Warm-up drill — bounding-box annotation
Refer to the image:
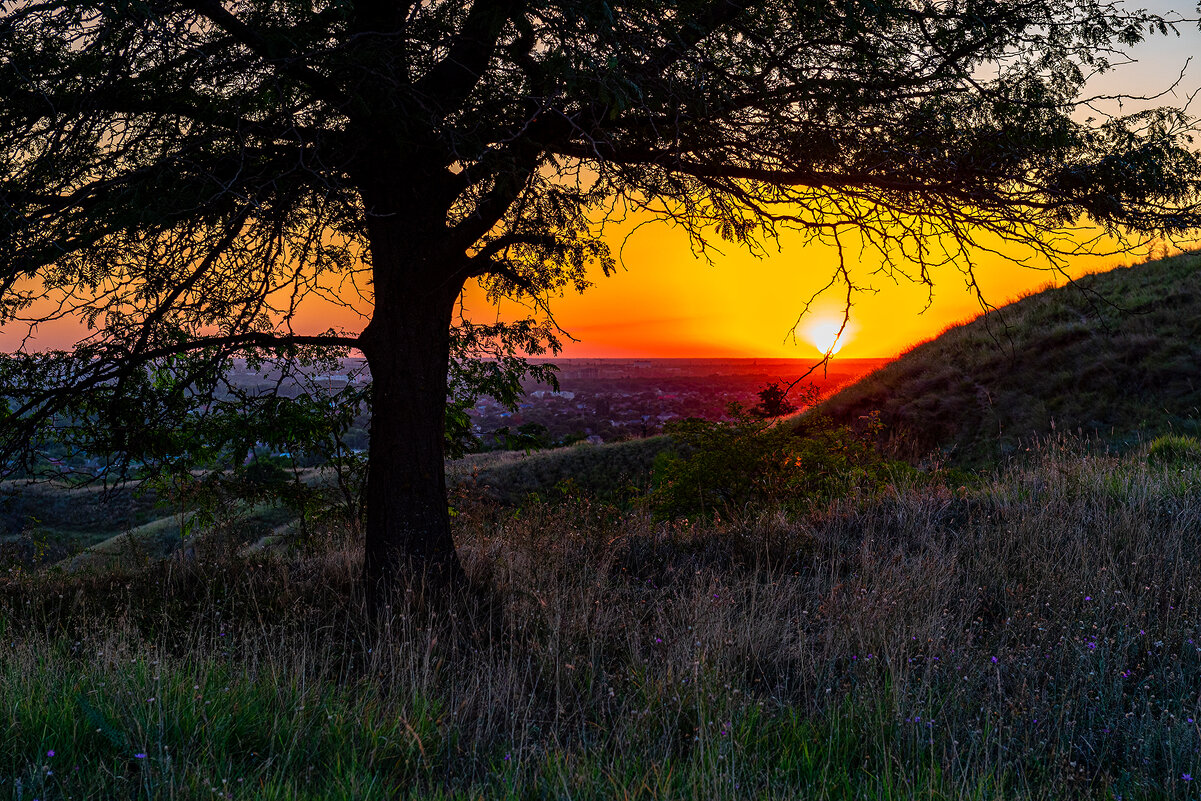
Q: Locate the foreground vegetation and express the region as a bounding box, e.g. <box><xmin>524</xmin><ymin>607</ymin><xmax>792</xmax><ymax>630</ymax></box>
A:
<box><xmin>6</xmin><ymin>437</ymin><xmax>1201</xmax><ymax>799</ymax></box>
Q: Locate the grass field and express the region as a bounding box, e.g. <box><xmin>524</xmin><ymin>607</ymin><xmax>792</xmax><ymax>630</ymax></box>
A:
<box><xmin>6</xmin><ymin>438</ymin><xmax>1201</xmax><ymax>799</ymax></box>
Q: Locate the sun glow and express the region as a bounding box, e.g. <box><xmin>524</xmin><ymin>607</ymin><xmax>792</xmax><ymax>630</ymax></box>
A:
<box><xmin>800</xmin><ymin>316</ymin><xmax>852</xmax><ymax>356</ymax></box>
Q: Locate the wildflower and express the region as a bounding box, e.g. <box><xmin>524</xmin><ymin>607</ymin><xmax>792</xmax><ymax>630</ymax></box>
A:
<box><xmin>990</xmin><ymin>656</ymin><xmax>998</xmax><ymax>663</ymax></box>
<box><xmin>1183</xmin><ymin>773</ymin><xmax>1193</xmax><ymax>782</ymax></box>
<box><xmin>1087</xmin><ymin>642</ymin><xmax>1097</xmax><ymax>650</ymax></box>
<box><xmin>46</xmin><ymin>750</ymin><xmax>54</xmax><ymax>758</ymax></box>
<box><xmin>134</xmin><ymin>753</ymin><xmax>147</xmax><ymax>759</ymax></box>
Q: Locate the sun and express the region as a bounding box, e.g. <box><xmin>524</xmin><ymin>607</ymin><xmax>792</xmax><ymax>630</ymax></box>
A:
<box><xmin>799</xmin><ymin>316</ymin><xmax>851</xmax><ymax>356</ymax></box>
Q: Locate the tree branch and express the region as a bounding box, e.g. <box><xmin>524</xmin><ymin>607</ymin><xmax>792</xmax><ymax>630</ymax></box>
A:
<box><xmin>179</xmin><ymin>0</ymin><xmax>347</xmax><ymax>109</ymax></box>
<box><xmin>412</xmin><ymin>0</ymin><xmax>523</xmax><ymax>115</ymax></box>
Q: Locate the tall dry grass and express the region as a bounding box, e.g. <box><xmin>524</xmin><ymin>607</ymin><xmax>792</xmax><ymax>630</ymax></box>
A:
<box><xmin>5</xmin><ymin>440</ymin><xmax>1201</xmax><ymax>798</ymax></box>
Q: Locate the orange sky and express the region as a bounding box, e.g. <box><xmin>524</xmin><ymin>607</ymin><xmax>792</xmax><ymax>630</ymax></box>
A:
<box><xmin>459</xmin><ymin>219</ymin><xmax>1149</xmax><ymax>359</ymax></box>
<box><xmin>0</xmin><ymin>191</ymin><xmax>1172</xmax><ymax>361</ymax></box>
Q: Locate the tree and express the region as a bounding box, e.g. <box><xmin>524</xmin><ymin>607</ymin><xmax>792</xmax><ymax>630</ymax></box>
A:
<box><xmin>752</xmin><ymin>382</ymin><xmax>799</xmax><ymax>419</ymax></box>
<box><xmin>2</xmin><ymin>0</ymin><xmax>1200</xmax><ymax>605</ymax></box>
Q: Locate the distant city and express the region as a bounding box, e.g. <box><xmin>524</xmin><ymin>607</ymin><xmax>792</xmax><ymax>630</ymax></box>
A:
<box><xmin>472</xmin><ymin>358</ymin><xmax>890</xmax><ymax>446</ymax></box>
<box><xmin>221</xmin><ymin>356</ymin><xmax>891</xmax><ymax>449</ymax></box>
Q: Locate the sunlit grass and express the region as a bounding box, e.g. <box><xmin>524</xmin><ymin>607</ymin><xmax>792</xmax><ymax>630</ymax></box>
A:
<box><xmin>6</xmin><ymin>441</ymin><xmax>1201</xmax><ymax>798</ymax></box>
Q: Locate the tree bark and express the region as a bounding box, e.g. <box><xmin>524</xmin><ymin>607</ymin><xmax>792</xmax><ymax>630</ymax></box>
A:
<box><xmin>358</xmin><ymin>216</ymin><xmax>467</xmax><ymax>614</ymax></box>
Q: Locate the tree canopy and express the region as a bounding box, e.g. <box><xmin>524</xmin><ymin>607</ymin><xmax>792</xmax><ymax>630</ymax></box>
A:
<box><xmin>2</xmin><ymin>0</ymin><xmax>1200</xmax><ymax>600</ymax></box>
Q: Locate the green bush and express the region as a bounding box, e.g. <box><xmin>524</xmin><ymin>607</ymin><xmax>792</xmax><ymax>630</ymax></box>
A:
<box><xmin>1147</xmin><ymin>433</ymin><xmax>1201</xmax><ymax>466</ymax></box>
<box><xmin>649</xmin><ymin>407</ymin><xmax>894</xmax><ymax>520</ymax></box>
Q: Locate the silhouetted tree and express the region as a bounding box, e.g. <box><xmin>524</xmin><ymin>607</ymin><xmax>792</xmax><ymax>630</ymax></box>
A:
<box><xmin>2</xmin><ymin>0</ymin><xmax>1200</xmax><ymax>606</ymax></box>
<box><xmin>752</xmin><ymin>382</ymin><xmax>798</xmax><ymax>418</ymax></box>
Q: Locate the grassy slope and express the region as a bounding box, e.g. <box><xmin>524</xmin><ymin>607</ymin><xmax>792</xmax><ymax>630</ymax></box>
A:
<box><xmin>0</xmin><ymin>482</ymin><xmax>169</xmax><ymax>566</ymax></box>
<box><xmin>817</xmin><ymin>251</ymin><xmax>1201</xmax><ymax>466</ymax></box>
<box><xmin>450</xmin><ymin>435</ymin><xmax>674</xmax><ymax>505</ymax></box>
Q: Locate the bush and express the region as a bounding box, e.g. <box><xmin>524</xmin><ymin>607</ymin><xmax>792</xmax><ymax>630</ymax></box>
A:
<box><xmin>1147</xmin><ymin>433</ymin><xmax>1201</xmax><ymax>466</ymax></box>
<box><xmin>649</xmin><ymin>406</ymin><xmax>894</xmax><ymax>520</ymax></box>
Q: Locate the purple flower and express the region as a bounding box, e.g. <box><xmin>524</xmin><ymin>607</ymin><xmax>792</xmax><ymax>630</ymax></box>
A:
<box><xmin>46</xmin><ymin>750</ymin><xmax>54</xmax><ymax>758</ymax></box>
<box><xmin>1183</xmin><ymin>773</ymin><xmax>1192</xmax><ymax>782</ymax></box>
<box><xmin>134</xmin><ymin>753</ymin><xmax>147</xmax><ymax>759</ymax></box>
<box><xmin>991</xmin><ymin>656</ymin><xmax>998</xmax><ymax>664</ymax></box>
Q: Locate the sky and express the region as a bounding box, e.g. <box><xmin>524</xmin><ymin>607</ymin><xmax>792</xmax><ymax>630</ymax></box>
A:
<box><xmin>458</xmin><ymin>1</ymin><xmax>1201</xmax><ymax>360</ymax></box>
<box><xmin>460</xmin><ymin>216</ymin><xmax>1145</xmax><ymax>360</ymax></box>
<box><xmin>5</xmin><ymin>3</ymin><xmax>1201</xmax><ymax>360</ymax></box>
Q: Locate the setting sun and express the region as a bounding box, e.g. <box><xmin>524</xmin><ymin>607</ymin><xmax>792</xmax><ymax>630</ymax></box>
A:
<box><xmin>799</xmin><ymin>316</ymin><xmax>852</xmax><ymax>356</ymax></box>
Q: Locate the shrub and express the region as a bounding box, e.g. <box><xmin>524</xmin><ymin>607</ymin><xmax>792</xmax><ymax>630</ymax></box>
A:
<box><xmin>1147</xmin><ymin>433</ymin><xmax>1201</xmax><ymax>466</ymax></box>
<box><xmin>649</xmin><ymin>406</ymin><xmax>894</xmax><ymax>520</ymax></box>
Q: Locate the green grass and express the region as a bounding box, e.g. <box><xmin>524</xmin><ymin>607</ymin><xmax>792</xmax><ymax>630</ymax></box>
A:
<box><xmin>451</xmin><ymin>435</ymin><xmax>674</xmax><ymax>506</ymax></box>
<box><xmin>816</xmin><ymin>251</ymin><xmax>1201</xmax><ymax>467</ymax></box>
<box><xmin>7</xmin><ymin>441</ymin><xmax>1201</xmax><ymax>798</ymax></box>
<box><xmin>0</xmin><ymin>482</ymin><xmax>169</xmax><ymax>563</ymax></box>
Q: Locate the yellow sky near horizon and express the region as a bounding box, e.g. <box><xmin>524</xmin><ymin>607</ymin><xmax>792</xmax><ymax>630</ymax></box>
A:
<box><xmin>459</xmin><ymin>218</ymin><xmax>1154</xmax><ymax>359</ymax></box>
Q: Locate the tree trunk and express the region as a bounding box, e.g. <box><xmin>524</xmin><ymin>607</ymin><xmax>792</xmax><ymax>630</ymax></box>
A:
<box><xmin>358</xmin><ymin>226</ymin><xmax>467</xmax><ymax>614</ymax></box>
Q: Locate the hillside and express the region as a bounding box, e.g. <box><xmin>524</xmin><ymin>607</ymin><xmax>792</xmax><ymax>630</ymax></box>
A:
<box><xmin>817</xmin><ymin>251</ymin><xmax>1201</xmax><ymax>466</ymax></box>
